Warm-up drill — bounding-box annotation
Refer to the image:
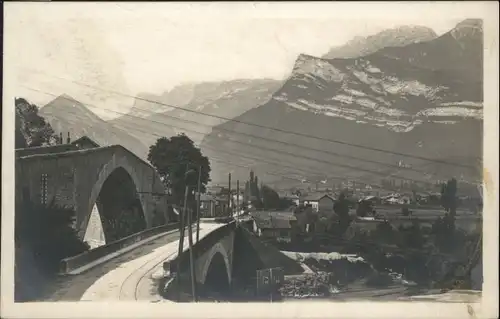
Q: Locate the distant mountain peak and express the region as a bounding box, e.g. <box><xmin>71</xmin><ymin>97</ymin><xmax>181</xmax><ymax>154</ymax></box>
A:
<box><xmin>323</xmin><ymin>25</ymin><xmax>438</xmax><ymax>59</ymax></box>
<box><xmin>451</xmin><ymin>19</ymin><xmax>483</xmax><ymax>40</ymax></box>
<box><xmin>52</xmin><ymin>93</ymin><xmax>78</xmax><ymax>103</ymax></box>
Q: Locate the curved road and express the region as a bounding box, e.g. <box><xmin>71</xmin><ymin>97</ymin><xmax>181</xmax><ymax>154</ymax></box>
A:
<box><xmin>46</xmin><ymin>222</ymin><xmax>224</xmax><ymax>302</ymax></box>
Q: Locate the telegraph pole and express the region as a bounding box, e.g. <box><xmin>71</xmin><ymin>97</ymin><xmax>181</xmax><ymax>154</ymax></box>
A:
<box><xmin>228</xmin><ymin>173</ymin><xmax>232</xmax><ymax>217</ymax></box>
<box><xmin>176</xmin><ymin>185</ymin><xmax>189</xmax><ymax>301</ymax></box>
<box><xmin>236</xmin><ymin>180</ymin><xmax>240</xmax><ymax>222</ymax></box>
<box><xmin>176</xmin><ymin>163</ymin><xmax>193</xmax><ymax>301</ymax></box>
<box><xmin>196</xmin><ymin>167</ymin><xmax>201</xmax><ymax>243</ymax></box>
<box><xmin>187</xmin><ymin>206</ymin><xmax>197</xmax><ymax>301</ymax></box>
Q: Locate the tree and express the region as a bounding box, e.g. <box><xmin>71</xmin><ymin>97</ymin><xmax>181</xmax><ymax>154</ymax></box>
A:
<box><xmin>260</xmin><ymin>184</ymin><xmax>281</xmax><ymax>210</ymax></box>
<box><xmin>357</xmin><ymin>199</ymin><xmax>374</xmax><ymax>217</ymax></box>
<box><xmin>15</xmin><ymin>98</ymin><xmax>58</xmax><ymax>148</ymax></box>
<box><xmin>147</xmin><ymin>134</ymin><xmax>211</xmax><ymax>207</ymax></box>
<box><xmin>441</xmin><ymin>178</ymin><xmax>458</xmax><ymax>217</ymax></box>
<box><xmin>333</xmin><ymin>191</ymin><xmax>352</xmax><ymax>235</ymax></box>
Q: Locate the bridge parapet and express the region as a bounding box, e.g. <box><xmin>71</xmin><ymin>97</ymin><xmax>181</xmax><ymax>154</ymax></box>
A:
<box><xmin>174</xmin><ymin>220</ymin><xmax>237</xmax><ymax>271</ymax></box>
<box><xmin>60</xmin><ymin>222</ymin><xmax>180</xmax><ymax>275</ymax></box>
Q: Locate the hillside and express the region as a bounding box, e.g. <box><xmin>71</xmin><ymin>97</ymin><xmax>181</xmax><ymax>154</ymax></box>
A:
<box><xmin>39</xmin><ymin>94</ymin><xmax>149</xmax><ymax>158</ymax></box>
<box><xmin>110</xmin><ymin>25</ymin><xmax>441</xmax><ymax>148</ymax></box>
<box><xmin>323</xmin><ymin>25</ymin><xmax>438</xmax><ymax>59</ymax></box>
<box><xmin>201</xmin><ymin>19</ymin><xmax>483</xmax><ymax>186</ymax></box>
<box><xmin>110</xmin><ymin>79</ymin><xmax>283</xmax><ymax>146</ymax></box>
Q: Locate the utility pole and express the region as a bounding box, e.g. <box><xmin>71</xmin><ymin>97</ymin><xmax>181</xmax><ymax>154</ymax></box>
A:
<box><xmin>236</xmin><ymin>180</ymin><xmax>240</xmax><ymax>222</ymax></box>
<box><xmin>228</xmin><ymin>173</ymin><xmax>232</xmax><ymax>217</ymax></box>
<box><xmin>187</xmin><ymin>206</ymin><xmax>197</xmax><ymax>302</ymax></box>
<box><xmin>196</xmin><ymin>167</ymin><xmax>201</xmax><ymax>243</ymax></box>
<box><xmin>176</xmin><ymin>185</ymin><xmax>189</xmax><ymax>301</ymax></box>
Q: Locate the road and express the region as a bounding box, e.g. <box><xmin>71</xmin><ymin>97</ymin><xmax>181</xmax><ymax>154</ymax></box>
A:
<box><xmin>45</xmin><ymin>222</ymin><xmax>225</xmax><ymax>302</ymax></box>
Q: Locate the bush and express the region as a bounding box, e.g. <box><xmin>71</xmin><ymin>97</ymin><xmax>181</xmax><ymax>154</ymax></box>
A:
<box><xmin>402</xmin><ymin>207</ymin><xmax>410</xmax><ymax>216</ymax></box>
<box><xmin>16</xmin><ymin>199</ymin><xmax>89</xmax><ymax>274</ymax></box>
<box><xmin>365</xmin><ymin>272</ymin><xmax>394</xmax><ymax>288</ymax></box>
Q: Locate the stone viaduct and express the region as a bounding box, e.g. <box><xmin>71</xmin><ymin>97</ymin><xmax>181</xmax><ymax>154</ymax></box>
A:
<box><xmin>165</xmin><ymin>220</ymin><xmax>304</xmax><ymax>299</ymax></box>
<box><xmin>16</xmin><ymin>144</ymin><xmax>168</xmax><ymax>242</ymax></box>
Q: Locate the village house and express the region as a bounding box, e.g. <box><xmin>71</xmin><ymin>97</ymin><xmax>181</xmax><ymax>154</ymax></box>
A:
<box><xmin>199</xmin><ymin>194</ymin><xmax>217</xmax><ymax>217</ymax></box>
<box><xmin>198</xmin><ymin>193</ymin><xmax>231</xmax><ymax>218</ymax></box>
<box><xmin>299</xmin><ymin>193</ymin><xmax>335</xmax><ymax>216</ymax></box>
<box><xmin>251</xmin><ymin>214</ymin><xmax>297</xmax><ymax>243</ymax></box>
<box><xmin>70</xmin><ymin>135</ymin><xmax>100</xmax><ymax>149</ymax></box>
<box><xmin>277</xmin><ymin>191</ymin><xmax>300</xmax><ymax>206</ymax></box>
<box><xmin>15</xmin><ymin>133</ymin><xmax>100</xmax><ymax>158</ymax></box>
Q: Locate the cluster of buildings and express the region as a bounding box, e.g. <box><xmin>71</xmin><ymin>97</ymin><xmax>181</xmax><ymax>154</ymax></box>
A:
<box><xmin>248</xmin><ymin>193</ymin><xmax>337</xmax><ymax>243</ymax></box>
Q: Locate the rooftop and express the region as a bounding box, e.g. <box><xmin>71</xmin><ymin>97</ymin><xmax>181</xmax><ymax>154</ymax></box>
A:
<box><xmin>250</xmin><ymin>211</ymin><xmax>297</xmax><ymax>229</ymax></box>
<box><xmin>252</xmin><ymin>215</ymin><xmax>296</xmax><ymax>229</ymax></box>
<box><xmin>300</xmin><ymin>193</ymin><xmax>335</xmax><ymax>202</ymax></box>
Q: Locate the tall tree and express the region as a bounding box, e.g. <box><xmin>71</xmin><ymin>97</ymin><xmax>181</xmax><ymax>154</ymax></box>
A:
<box><xmin>260</xmin><ymin>184</ymin><xmax>281</xmax><ymax>210</ymax></box>
<box><xmin>441</xmin><ymin>178</ymin><xmax>458</xmax><ymax>217</ymax></box>
<box><xmin>147</xmin><ymin>134</ymin><xmax>211</xmax><ymax>206</ymax></box>
<box><xmin>333</xmin><ymin>191</ymin><xmax>351</xmax><ymax>234</ymax></box>
<box><xmin>15</xmin><ymin>98</ymin><xmax>58</xmax><ymax>148</ymax></box>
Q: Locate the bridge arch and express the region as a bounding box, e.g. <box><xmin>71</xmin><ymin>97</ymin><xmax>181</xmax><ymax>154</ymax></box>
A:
<box><xmin>200</xmin><ymin>242</ymin><xmax>232</xmax><ymax>295</ymax></box>
<box><xmin>84</xmin><ymin>156</ymin><xmax>147</xmax><ymax>243</ymax></box>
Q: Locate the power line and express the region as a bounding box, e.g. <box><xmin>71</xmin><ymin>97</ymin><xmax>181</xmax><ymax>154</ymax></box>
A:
<box><xmin>18</xmin><ymin>66</ymin><xmax>480</xmax><ymax>168</ymax></box>
<box><xmin>21</xmin><ymin>83</ymin><xmax>455</xmax><ymax>177</ymax></box>
<box><xmin>21</xmin><ymin>85</ymin><xmax>480</xmax><ymax>188</ymax></box>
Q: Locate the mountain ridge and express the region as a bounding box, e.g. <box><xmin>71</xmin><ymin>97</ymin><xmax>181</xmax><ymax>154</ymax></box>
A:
<box><xmin>39</xmin><ymin>95</ymin><xmax>150</xmax><ymax>158</ymax></box>
<box><xmin>201</xmin><ymin>19</ymin><xmax>483</xmax><ymax>185</ymax></box>
<box><xmin>322</xmin><ymin>25</ymin><xmax>438</xmax><ymax>59</ymax></box>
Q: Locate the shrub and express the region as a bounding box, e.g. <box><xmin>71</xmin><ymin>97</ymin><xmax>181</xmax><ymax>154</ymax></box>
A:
<box><xmin>16</xmin><ymin>199</ymin><xmax>89</xmax><ymax>274</ymax></box>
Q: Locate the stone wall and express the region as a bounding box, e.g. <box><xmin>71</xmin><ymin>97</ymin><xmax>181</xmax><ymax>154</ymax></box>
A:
<box><xmin>16</xmin><ymin>145</ymin><xmax>168</xmax><ymax>239</ymax></box>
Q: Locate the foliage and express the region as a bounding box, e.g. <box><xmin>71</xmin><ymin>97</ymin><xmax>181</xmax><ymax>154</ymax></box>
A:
<box><xmin>15</xmin><ymin>97</ymin><xmax>58</xmax><ymax>148</ymax></box>
<box><xmin>15</xmin><ymin>199</ymin><xmax>89</xmax><ymax>274</ymax></box>
<box><xmin>441</xmin><ymin>178</ymin><xmax>458</xmax><ymax>216</ymax></box>
<box><xmin>147</xmin><ymin>134</ymin><xmax>211</xmax><ymax>206</ymax></box>
<box><xmin>396</xmin><ymin>221</ymin><xmax>426</xmax><ymax>250</ymax></box>
<box><xmin>371</xmin><ymin>220</ymin><xmax>396</xmax><ymax>245</ymax></box>
<box><xmin>260</xmin><ymin>184</ymin><xmax>294</xmax><ymax>210</ymax></box>
<box><xmin>260</xmin><ymin>184</ymin><xmax>279</xmax><ymax>209</ymax></box>
<box><xmin>332</xmin><ymin>191</ymin><xmax>352</xmax><ymax>235</ymax></box>
<box><xmin>100</xmin><ymin>201</ymin><xmax>147</xmax><ymax>242</ymax></box>
<box><xmin>152</xmin><ymin>209</ymin><xmax>167</xmax><ymax>227</ymax></box>
<box><xmin>431</xmin><ymin>214</ymin><xmax>457</xmax><ymax>253</ymax></box>
<box><xmin>402</xmin><ymin>206</ymin><xmax>411</xmax><ymax>216</ymax></box>
<box><xmin>356</xmin><ymin>200</ymin><xmax>374</xmax><ymax>217</ymax></box>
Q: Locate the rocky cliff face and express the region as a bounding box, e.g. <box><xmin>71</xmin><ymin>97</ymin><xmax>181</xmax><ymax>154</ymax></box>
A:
<box><xmin>201</xmin><ymin>20</ymin><xmax>483</xmax><ymax>186</ymax></box>
<box><xmin>323</xmin><ymin>25</ymin><xmax>438</xmax><ymax>59</ymax></box>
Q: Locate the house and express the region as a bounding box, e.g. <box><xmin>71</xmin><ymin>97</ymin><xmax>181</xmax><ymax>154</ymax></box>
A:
<box><xmin>360</xmin><ymin>195</ymin><xmax>381</xmax><ymax>205</ymax></box>
<box><xmin>251</xmin><ymin>214</ymin><xmax>297</xmax><ymax>243</ymax></box>
<box><xmin>299</xmin><ymin>193</ymin><xmax>335</xmax><ymax>216</ymax></box>
<box><xmin>15</xmin><ymin>134</ymin><xmax>100</xmax><ymax>158</ymax></box>
<box><xmin>199</xmin><ymin>194</ymin><xmax>217</xmax><ymax>217</ymax></box>
<box><xmin>198</xmin><ymin>193</ymin><xmax>231</xmax><ymax>217</ymax></box>
<box><xmin>70</xmin><ymin>135</ymin><xmax>100</xmax><ymax>149</ymax></box>
<box><xmin>206</xmin><ymin>185</ymin><xmax>227</xmax><ymax>196</ymax></box>
<box><xmin>293</xmin><ymin>204</ymin><xmax>315</xmax><ymax>234</ymax></box>
<box><xmin>277</xmin><ymin>192</ymin><xmax>300</xmax><ymax>206</ymax></box>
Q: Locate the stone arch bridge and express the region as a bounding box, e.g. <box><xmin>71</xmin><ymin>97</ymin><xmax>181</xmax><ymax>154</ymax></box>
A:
<box><xmin>15</xmin><ymin>145</ymin><xmax>168</xmax><ymax>242</ymax></box>
<box><xmin>165</xmin><ymin>220</ymin><xmax>304</xmax><ymax>300</ymax></box>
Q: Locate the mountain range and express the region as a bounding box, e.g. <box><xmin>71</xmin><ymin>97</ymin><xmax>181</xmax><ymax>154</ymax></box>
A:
<box><xmin>322</xmin><ymin>25</ymin><xmax>438</xmax><ymax>59</ymax></box>
<box><xmin>201</xmin><ymin>19</ymin><xmax>483</xmax><ymax>187</ymax></box>
<box><xmin>109</xmin><ymin>79</ymin><xmax>283</xmax><ymax>147</ymax></box>
<box><xmin>39</xmin><ymin>94</ymin><xmax>150</xmax><ymax>157</ymax></box>
<box><xmin>29</xmin><ymin>19</ymin><xmax>483</xmax><ymax>192</ymax></box>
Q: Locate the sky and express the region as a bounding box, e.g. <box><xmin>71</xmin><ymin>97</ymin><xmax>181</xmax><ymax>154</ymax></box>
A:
<box><xmin>4</xmin><ymin>2</ymin><xmax>491</xmax><ymax>119</ymax></box>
